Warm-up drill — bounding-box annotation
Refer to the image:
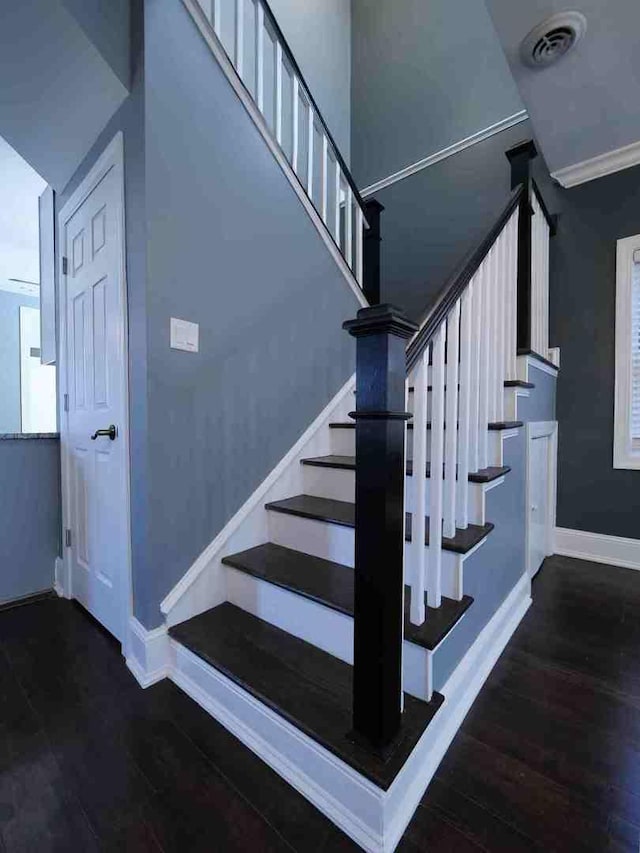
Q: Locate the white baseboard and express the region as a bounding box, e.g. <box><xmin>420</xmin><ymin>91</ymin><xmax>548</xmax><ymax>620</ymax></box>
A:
<box><xmin>169</xmin><ymin>572</ymin><xmax>531</xmax><ymax>852</ymax></box>
<box><xmin>160</xmin><ymin>374</ymin><xmax>356</xmax><ymax>626</ymax></box>
<box><xmin>54</xmin><ymin>557</ymin><xmax>67</xmax><ymax>598</ymax></box>
<box><xmin>126</xmin><ymin>617</ymin><xmax>172</xmax><ymax>688</ymax></box>
<box><xmin>554</xmin><ymin>527</ymin><xmax>640</xmax><ymax>571</ymax></box>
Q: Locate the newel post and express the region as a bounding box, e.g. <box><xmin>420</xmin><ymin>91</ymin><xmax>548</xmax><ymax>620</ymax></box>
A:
<box><xmin>362</xmin><ymin>199</ymin><xmax>384</xmax><ymax>305</ymax></box>
<box><xmin>505</xmin><ymin>139</ymin><xmax>537</xmax><ymax>352</ymax></box>
<box><xmin>343</xmin><ymin>304</ymin><xmax>418</xmax><ymax>750</ymax></box>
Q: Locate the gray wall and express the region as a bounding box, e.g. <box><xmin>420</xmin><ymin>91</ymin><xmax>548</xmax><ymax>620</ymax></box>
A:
<box><xmin>0</xmin><ymin>0</ymin><xmax>128</xmax><ymax>190</ymax></box>
<box><xmin>0</xmin><ymin>439</ymin><xmax>60</xmax><ymax>604</ymax></box>
<box><xmin>0</xmin><ymin>290</ymin><xmax>39</xmax><ymax>433</ymax></box>
<box><xmin>269</xmin><ymin>0</ymin><xmax>351</xmax><ymax>162</ymax></box>
<box><xmin>549</xmin><ymin>163</ymin><xmax>640</xmax><ymax>539</ymax></box>
<box><xmin>61</xmin><ymin>0</ymin><xmax>131</xmax><ymax>89</ymax></box>
<box><xmin>373</xmin><ymin>120</ymin><xmax>535</xmax><ymax>322</ymax></box>
<box><xmin>351</xmin><ymin>0</ymin><xmax>523</xmax><ymax>189</ymax></box>
<box><xmin>140</xmin><ymin>0</ymin><xmax>360</xmax><ymax>628</ymax></box>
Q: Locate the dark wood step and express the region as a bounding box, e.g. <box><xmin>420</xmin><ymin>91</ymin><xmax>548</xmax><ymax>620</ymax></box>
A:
<box><xmin>302</xmin><ymin>455</ymin><xmax>510</xmax><ymax>484</ymax></box>
<box><xmin>222</xmin><ymin>543</ymin><xmax>473</xmax><ymax>650</ymax></box>
<box><xmin>330</xmin><ymin>421</ymin><xmax>523</xmax><ymax>432</ymax></box>
<box><xmin>265</xmin><ymin>495</ymin><xmax>494</xmax><ymax>554</ymax></box>
<box><xmin>169</xmin><ymin>603</ymin><xmax>444</xmax><ymax>789</ymax></box>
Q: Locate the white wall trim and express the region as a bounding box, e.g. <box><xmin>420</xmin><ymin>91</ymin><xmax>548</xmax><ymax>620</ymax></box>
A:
<box><xmin>182</xmin><ymin>0</ymin><xmax>367</xmax><ymax>309</ymax></box>
<box><xmin>126</xmin><ymin>618</ymin><xmax>172</xmax><ymax>688</ymax></box>
<box><xmin>554</xmin><ymin>527</ymin><xmax>640</xmax><ymax>572</ymax></box>
<box><xmin>360</xmin><ymin>111</ymin><xmax>529</xmax><ymax>198</ymax></box>
<box><xmin>551</xmin><ymin>138</ymin><xmax>640</xmax><ymax>188</ymax></box>
<box><xmin>517</xmin><ymin>353</ymin><xmax>559</xmax><ymax>382</ymax></box>
<box><xmin>613</xmin><ymin>234</ymin><xmax>640</xmax><ymax>470</ymax></box>
<box><xmin>169</xmin><ymin>571</ymin><xmax>531</xmax><ymax>852</ymax></box>
<box><xmin>54</xmin><ymin>557</ymin><xmax>69</xmax><ymax>599</ymax></box>
<box><xmin>160</xmin><ymin>374</ymin><xmax>356</xmax><ymax>623</ymax></box>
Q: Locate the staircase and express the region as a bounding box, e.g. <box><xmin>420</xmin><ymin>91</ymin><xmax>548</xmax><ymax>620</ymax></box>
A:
<box><xmin>157</xmin><ymin>6</ymin><xmax>557</xmax><ymax>852</ymax></box>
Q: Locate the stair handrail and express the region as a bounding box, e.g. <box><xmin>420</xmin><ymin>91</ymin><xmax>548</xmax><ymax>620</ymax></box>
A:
<box><xmin>406</xmin><ymin>184</ymin><xmax>525</xmax><ymax>374</ymax></box>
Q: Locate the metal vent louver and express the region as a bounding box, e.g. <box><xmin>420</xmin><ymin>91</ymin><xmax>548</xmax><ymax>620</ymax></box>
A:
<box><xmin>520</xmin><ymin>12</ymin><xmax>587</xmax><ymax>68</ymax></box>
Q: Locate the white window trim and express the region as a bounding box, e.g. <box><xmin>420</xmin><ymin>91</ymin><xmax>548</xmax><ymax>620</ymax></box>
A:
<box><xmin>614</xmin><ymin>233</ymin><xmax>640</xmax><ymax>469</ymax></box>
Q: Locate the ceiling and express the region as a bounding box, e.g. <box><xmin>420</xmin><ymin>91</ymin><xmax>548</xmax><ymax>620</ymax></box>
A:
<box><xmin>484</xmin><ymin>0</ymin><xmax>640</xmax><ymax>176</ymax></box>
<box><xmin>0</xmin><ymin>136</ymin><xmax>47</xmax><ymax>289</ymax></box>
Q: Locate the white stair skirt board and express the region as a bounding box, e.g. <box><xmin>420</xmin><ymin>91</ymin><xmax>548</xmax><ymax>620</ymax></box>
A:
<box><xmin>517</xmin><ymin>353</ymin><xmax>559</xmax><ymax>384</ymax></box>
<box><xmin>267</xmin><ymin>510</ymin><xmax>468</xmax><ymax>601</ymax></box>
<box><xmin>160</xmin><ymin>376</ymin><xmax>356</xmax><ymax>627</ymax></box>
<box><xmin>225</xmin><ymin>565</ymin><xmax>436</xmax><ymax>701</ymax></box>
<box><xmin>182</xmin><ymin>0</ymin><xmax>367</xmax><ymax>310</ymax></box>
<box><xmin>170</xmin><ymin>572</ymin><xmax>531</xmax><ymax>853</ymax></box>
<box><xmin>505</xmin><ymin>387</ymin><xmax>530</xmax><ymax>421</ymax></box>
<box><xmin>126</xmin><ymin>617</ymin><xmax>171</xmax><ymax>688</ymax></box>
<box><xmin>554</xmin><ymin>528</ymin><xmax>640</xmax><ymax>572</ymax></box>
<box><xmin>491</xmin><ymin>428</ymin><xmax>519</xmax><ymax>468</ymax></box>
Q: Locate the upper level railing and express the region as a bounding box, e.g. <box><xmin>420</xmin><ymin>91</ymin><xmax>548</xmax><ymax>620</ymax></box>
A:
<box><xmin>187</xmin><ymin>0</ymin><xmax>368</xmax><ymax>289</ymax></box>
<box><xmin>344</xmin><ymin>139</ymin><xmax>555</xmax><ymax>750</ymax></box>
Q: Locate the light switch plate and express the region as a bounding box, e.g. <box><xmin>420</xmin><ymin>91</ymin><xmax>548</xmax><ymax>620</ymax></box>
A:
<box><xmin>170</xmin><ymin>317</ymin><xmax>199</xmax><ymax>353</ymax></box>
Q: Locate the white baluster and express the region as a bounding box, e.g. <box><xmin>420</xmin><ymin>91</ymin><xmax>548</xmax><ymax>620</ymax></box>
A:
<box><xmin>334</xmin><ymin>160</ymin><xmax>341</xmax><ymax>243</ymax></box>
<box><xmin>345</xmin><ymin>188</ymin><xmax>353</xmax><ymax>268</ymax></box>
<box><xmin>469</xmin><ymin>274</ymin><xmax>481</xmax><ymax>473</ymax></box>
<box><xmin>544</xmin><ymin>218</ymin><xmax>550</xmax><ymax>355</ymax></box>
<box><xmin>255</xmin><ymin>3</ymin><xmax>264</xmax><ymax>112</ymax></box>
<box><xmin>235</xmin><ymin>0</ymin><xmax>244</xmax><ymax>77</ymax></box>
<box><xmin>292</xmin><ymin>76</ymin><xmax>299</xmax><ymax>173</ymax></box>
<box><xmin>275</xmin><ymin>42</ymin><xmax>283</xmax><ymax>145</ymax></box>
<box><xmin>497</xmin><ymin>230</ymin><xmax>506</xmax><ymax>422</ymax></box>
<box><xmin>306</xmin><ymin>105</ymin><xmax>314</xmax><ymax>198</ymax></box>
<box><xmin>355</xmin><ymin>208</ymin><xmax>364</xmax><ymax>285</ymax></box>
<box><xmin>478</xmin><ymin>258</ymin><xmax>491</xmax><ymax>468</ymax></box>
<box><xmin>510</xmin><ymin>212</ymin><xmax>519</xmax><ymax>380</ymax></box>
<box><xmin>321</xmin><ymin>135</ymin><xmax>329</xmax><ymax>223</ymax></box>
<box><xmin>443</xmin><ymin>301</ymin><xmax>460</xmax><ymax>539</ymax></box>
<box><xmin>213</xmin><ymin>0</ymin><xmax>221</xmax><ymax>36</ymax></box>
<box><xmin>409</xmin><ymin>351</ymin><xmax>428</xmax><ymax>625</ymax></box>
<box><xmin>457</xmin><ymin>288</ymin><xmax>472</xmax><ymax>528</ymax></box>
<box><xmin>427</xmin><ymin>323</ymin><xmax>446</xmax><ymax>608</ymax></box>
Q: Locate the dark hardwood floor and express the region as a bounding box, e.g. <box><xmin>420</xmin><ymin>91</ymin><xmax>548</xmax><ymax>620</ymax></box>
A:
<box><xmin>1</xmin><ymin>554</ymin><xmax>639</xmax><ymax>851</ymax></box>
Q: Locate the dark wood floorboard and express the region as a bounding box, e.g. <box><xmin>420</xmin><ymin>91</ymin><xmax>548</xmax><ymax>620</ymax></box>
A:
<box><xmin>0</xmin><ymin>555</ymin><xmax>639</xmax><ymax>850</ymax></box>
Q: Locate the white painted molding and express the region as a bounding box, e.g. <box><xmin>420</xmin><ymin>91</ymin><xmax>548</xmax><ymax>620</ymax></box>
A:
<box><xmin>613</xmin><ymin>234</ymin><xmax>640</xmax><ymax>470</ymax></box>
<box><xmin>182</xmin><ymin>0</ymin><xmax>367</xmax><ymax>309</ymax></box>
<box><xmin>126</xmin><ymin>618</ymin><xmax>172</xmax><ymax>688</ymax></box>
<box><xmin>54</xmin><ymin>557</ymin><xmax>69</xmax><ymax>599</ymax></box>
<box><xmin>554</xmin><ymin>527</ymin><xmax>640</xmax><ymax>572</ymax></box>
<box><xmin>160</xmin><ymin>374</ymin><xmax>356</xmax><ymax>623</ymax></box>
<box><xmin>551</xmin><ymin>138</ymin><xmax>640</xmax><ymax>188</ymax></box>
<box><xmin>360</xmin><ymin>111</ymin><xmax>529</xmax><ymax>198</ymax></box>
<box><xmin>517</xmin><ymin>353</ymin><xmax>559</xmax><ymax>382</ymax></box>
<box><xmin>170</xmin><ymin>571</ymin><xmax>531</xmax><ymax>852</ymax></box>
<box><xmin>525</xmin><ymin>422</ymin><xmax>558</xmax><ymax>577</ymax></box>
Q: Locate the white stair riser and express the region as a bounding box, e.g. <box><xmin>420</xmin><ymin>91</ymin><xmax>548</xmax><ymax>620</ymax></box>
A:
<box><xmin>303</xmin><ymin>464</ymin><xmax>486</xmax><ymax>526</ymax></box>
<box><xmin>267</xmin><ymin>511</ymin><xmax>465</xmax><ymax>599</ymax></box>
<box><xmin>331</xmin><ymin>428</ymin><xmax>504</xmax><ymax>468</ymax></box>
<box><xmin>226</xmin><ymin>566</ymin><xmax>434</xmax><ymax>701</ymax></box>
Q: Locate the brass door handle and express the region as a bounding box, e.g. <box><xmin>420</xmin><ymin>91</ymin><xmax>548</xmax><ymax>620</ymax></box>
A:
<box><xmin>91</xmin><ymin>424</ymin><xmax>117</xmax><ymax>441</ymax></box>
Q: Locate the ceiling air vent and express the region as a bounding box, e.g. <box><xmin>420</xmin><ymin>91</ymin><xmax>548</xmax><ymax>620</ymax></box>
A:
<box><xmin>520</xmin><ymin>12</ymin><xmax>587</xmax><ymax>69</ymax></box>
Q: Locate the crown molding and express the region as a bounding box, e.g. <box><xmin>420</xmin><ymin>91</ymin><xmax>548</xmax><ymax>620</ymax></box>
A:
<box><xmin>551</xmin><ymin>138</ymin><xmax>640</xmax><ymax>188</ymax></box>
<box><xmin>360</xmin><ymin>110</ymin><xmax>529</xmax><ymax>198</ymax></box>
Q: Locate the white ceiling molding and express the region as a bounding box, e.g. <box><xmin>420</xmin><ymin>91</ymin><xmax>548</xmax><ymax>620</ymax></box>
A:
<box><xmin>360</xmin><ymin>110</ymin><xmax>529</xmax><ymax>198</ymax></box>
<box><xmin>551</xmin><ymin>139</ymin><xmax>640</xmax><ymax>188</ymax></box>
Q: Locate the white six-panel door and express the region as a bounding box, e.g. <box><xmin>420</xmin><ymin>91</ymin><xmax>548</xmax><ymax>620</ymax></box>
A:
<box><xmin>61</xmin><ymin>137</ymin><xmax>129</xmax><ymax>642</ymax></box>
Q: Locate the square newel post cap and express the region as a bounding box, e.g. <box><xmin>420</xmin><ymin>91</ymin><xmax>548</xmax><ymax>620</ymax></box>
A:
<box><xmin>505</xmin><ymin>140</ymin><xmax>538</xmax><ymax>189</ymax></box>
<box><xmin>343</xmin><ymin>304</ymin><xmax>418</xmax><ymax>339</ymax></box>
<box><xmin>363</xmin><ymin>198</ymin><xmax>385</xmax><ymax>214</ymax></box>
<box><xmin>505</xmin><ymin>139</ymin><xmax>538</xmax><ymax>164</ymax></box>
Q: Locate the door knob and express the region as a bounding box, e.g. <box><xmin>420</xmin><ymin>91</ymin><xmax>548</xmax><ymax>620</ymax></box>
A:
<box><xmin>91</xmin><ymin>424</ymin><xmax>117</xmax><ymax>441</ymax></box>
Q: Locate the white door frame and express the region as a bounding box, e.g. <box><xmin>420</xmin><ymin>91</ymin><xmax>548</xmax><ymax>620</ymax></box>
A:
<box><xmin>57</xmin><ymin>131</ymin><xmax>133</xmax><ymax>654</ymax></box>
<box><xmin>525</xmin><ymin>420</ymin><xmax>558</xmax><ymax>577</ymax></box>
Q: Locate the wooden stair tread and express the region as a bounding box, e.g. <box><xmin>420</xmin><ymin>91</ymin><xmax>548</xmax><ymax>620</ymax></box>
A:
<box><xmin>266</xmin><ymin>495</ymin><xmax>493</xmax><ymax>554</ymax></box>
<box><xmin>222</xmin><ymin>543</ymin><xmax>473</xmax><ymax>650</ymax></box>
<box><xmin>329</xmin><ymin>421</ymin><xmax>523</xmax><ymax>431</ymax></box>
<box><xmin>169</xmin><ymin>603</ymin><xmax>444</xmax><ymax>789</ymax></box>
<box><xmin>302</xmin><ymin>455</ymin><xmax>510</xmax><ymax>484</ymax></box>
